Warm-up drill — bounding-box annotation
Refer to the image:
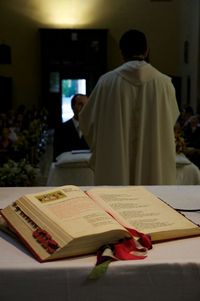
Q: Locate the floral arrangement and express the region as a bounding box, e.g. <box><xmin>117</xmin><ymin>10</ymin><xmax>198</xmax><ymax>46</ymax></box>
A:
<box><xmin>13</xmin><ymin>119</ymin><xmax>48</xmax><ymax>166</ymax></box>
<box><xmin>0</xmin><ymin>106</ymin><xmax>49</xmax><ymax>186</ymax></box>
<box><xmin>175</xmin><ymin>131</ymin><xmax>186</xmax><ymax>154</ymax></box>
<box><xmin>174</xmin><ymin>122</ymin><xmax>186</xmax><ymax>154</ymax></box>
<box><xmin>0</xmin><ymin>159</ymin><xmax>39</xmax><ymax>186</ymax></box>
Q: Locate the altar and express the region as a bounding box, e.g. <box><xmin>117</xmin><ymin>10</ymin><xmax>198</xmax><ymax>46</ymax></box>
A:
<box><xmin>0</xmin><ymin>186</ymin><xmax>200</xmax><ymax>301</ymax></box>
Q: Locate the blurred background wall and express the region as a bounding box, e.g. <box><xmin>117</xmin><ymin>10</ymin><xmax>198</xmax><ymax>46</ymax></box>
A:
<box><xmin>0</xmin><ymin>0</ymin><xmax>199</xmax><ymax>115</ymax></box>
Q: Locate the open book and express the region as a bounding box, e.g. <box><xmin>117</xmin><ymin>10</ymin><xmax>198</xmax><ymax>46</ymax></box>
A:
<box><xmin>1</xmin><ymin>185</ymin><xmax>200</xmax><ymax>262</ymax></box>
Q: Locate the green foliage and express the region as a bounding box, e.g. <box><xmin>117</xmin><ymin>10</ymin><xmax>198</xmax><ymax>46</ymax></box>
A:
<box><xmin>88</xmin><ymin>259</ymin><xmax>112</xmax><ymax>280</ymax></box>
<box><xmin>0</xmin><ymin>159</ymin><xmax>38</xmax><ymax>186</ymax></box>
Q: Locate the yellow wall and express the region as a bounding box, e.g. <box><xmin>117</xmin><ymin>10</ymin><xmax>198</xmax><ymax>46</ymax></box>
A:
<box><xmin>0</xmin><ymin>0</ymin><xmax>190</xmax><ymax>108</ymax></box>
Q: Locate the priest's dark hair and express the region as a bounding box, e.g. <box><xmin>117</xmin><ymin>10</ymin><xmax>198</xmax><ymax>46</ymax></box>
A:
<box><xmin>119</xmin><ymin>29</ymin><xmax>148</xmax><ymax>60</ymax></box>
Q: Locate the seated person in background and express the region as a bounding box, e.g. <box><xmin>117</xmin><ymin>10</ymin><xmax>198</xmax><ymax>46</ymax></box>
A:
<box><xmin>179</xmin><ymin>105</ymin><xmax>194</xmax><ymax>128</ymax></box>
<box><xmin>182</xmin><ymin>114</ymin><xmax>200</xmax><ymax>169</ymax></box>
<box><xmin>53</xmin><ymin>94</ymin><xmax>90</xmax><ymax>161</ymax></box>
<box><xmin>183</xmin><ymin>114</ymin><xmax>200</xmax><ymax>149</ymax></box>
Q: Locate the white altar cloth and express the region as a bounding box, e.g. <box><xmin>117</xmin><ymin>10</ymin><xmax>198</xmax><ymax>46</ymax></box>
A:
<box><xmin>46</xmin><ymin>152</ymin><xmax>200</xmax><ymax>186</ymax></box>
<box><xmin>0</xmin><ymin>186</ymin><xmax>200</xmax><ymax>301</ymax></box>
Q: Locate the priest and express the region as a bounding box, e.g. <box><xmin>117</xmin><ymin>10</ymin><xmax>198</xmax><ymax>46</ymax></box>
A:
<box><xmin>79</xmin><ymin>29</ymin><xmax>179</xmax><ymax>185</ymax></box>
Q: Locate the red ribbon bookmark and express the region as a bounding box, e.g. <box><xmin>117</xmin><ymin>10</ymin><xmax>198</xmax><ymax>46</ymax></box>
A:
<box><xmin>88</xmin><ymin>230</ymin><xmax>152</xmax><ymax>279</ymax></box>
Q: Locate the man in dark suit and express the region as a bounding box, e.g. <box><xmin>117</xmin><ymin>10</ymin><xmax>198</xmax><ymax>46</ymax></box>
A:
<box><xmin>53</xmin><ymin>94</ymin><xmax>89</xmax><ymax>160</ymax></box>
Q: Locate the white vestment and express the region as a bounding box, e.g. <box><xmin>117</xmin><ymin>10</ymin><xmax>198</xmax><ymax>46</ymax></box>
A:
<box><xmin>79</xmin><ymin>61</ymin><xmax>179</xmax><ymax>185</ymax></box>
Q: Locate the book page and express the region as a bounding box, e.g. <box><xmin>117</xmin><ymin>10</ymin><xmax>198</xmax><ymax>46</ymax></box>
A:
<box><xmin>87</xmin><ymin>186</ymin><xmax>199</xmax><ymax>237</ymax></box>
<box><xmin>15</xmin><ymin>185</ymin><xmax>126</xmax><ymax>239</ymax></box>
